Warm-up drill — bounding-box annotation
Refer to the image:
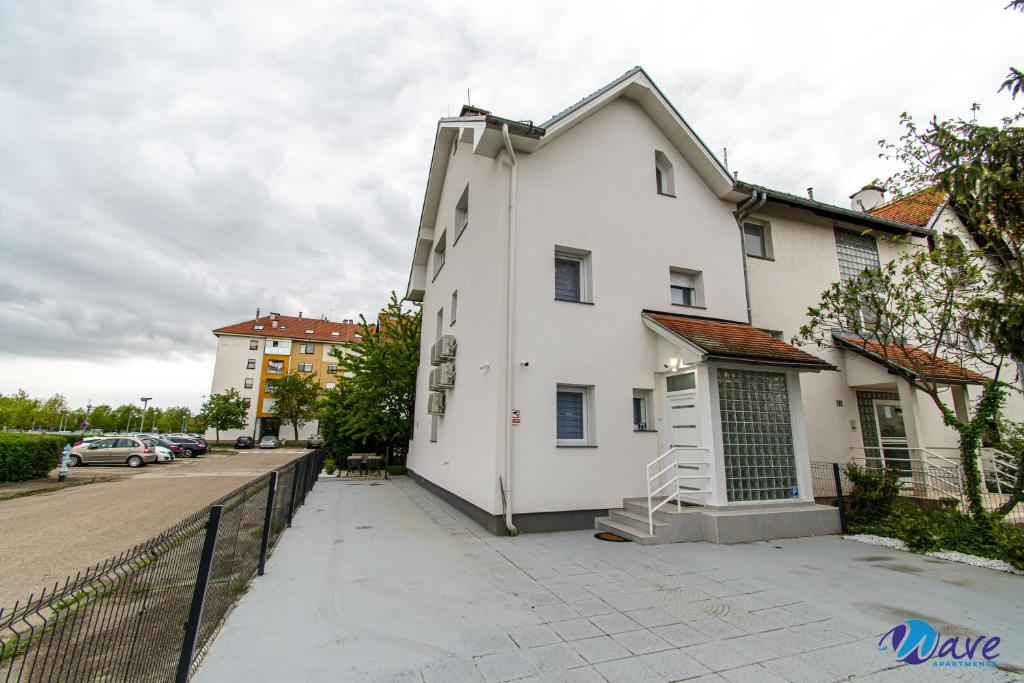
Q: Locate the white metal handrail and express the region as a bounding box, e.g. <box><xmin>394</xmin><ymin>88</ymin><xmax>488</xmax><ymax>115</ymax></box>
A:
<box><xmin>646</xmin><ymin>446</ymin><xmax>710</xmax><ymax>535</ymax></box>
<box><xmin>847</xmin><ymin>447</ymin><xmax>963</xmax><ymax>500</ymax></box>
<box><xmin>981</xmin><ymin>448</ymin><xmax>1019</xmax><ymax>495</ymax></box>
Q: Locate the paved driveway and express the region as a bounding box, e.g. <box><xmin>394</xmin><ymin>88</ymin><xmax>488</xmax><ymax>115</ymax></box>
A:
<box><xmin>196</xmin><ymin>478</ymin><xmax>1024</xmax><ymax>682</ymax></box>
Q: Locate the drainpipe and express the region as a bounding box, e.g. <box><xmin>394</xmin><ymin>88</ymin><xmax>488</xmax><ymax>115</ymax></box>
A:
<box><xmin>733</xmin><ymin>190</ymin><xmax>766</xmax><ymax>324</ymax></box>
<box><xmin>501</xmin><ymin>124</ymin><xmax>519</xmax><ymax>536</ymax></box>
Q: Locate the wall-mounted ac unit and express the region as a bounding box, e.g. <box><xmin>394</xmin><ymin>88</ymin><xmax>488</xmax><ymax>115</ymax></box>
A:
<box><xmin>430</xmin><ymin>341</ymin><xmax>443</xmax><ymax>366</ymax></box>
<box><xmin>438</xmin><ymin>360</ymin><xmax>455</xmax><ymax>388</ymax></box>
<box><xmin>438</xmin><ymin>334</ymin><xmax>457</xmax><ymax>359</ymax></box>
<box><xmin>428</xmin><ymin>367</ymin><xmax>442</xmax><ymax>391</ymax></box>
<box><xmin>427</xmin><ymin>391</ymin><xmax>446</xmax><ymax>416</ymax></box>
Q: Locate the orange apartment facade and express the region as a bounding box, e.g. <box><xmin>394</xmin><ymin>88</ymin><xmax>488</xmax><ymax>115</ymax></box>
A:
<box><xmin>208</xmin><ymin>312</ymin><xmax>363</xmax><ymax>441</ymax></box>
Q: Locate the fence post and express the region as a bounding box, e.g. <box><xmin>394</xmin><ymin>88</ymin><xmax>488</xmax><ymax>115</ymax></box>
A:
<box><xmin>257</xmin><ymin>472</ymin><xmax>279</xmax><ymax>576</ymax></box>
<box><xmin>176</xmin><ymin>505</ymin><xmax>223</xmax><ymax>683</ymax></box>
<box><xmin>832</xmin><ymin>463</ymin><xmax>847</xmax><ymax>534</ymax></box>
<box><xmin>288</xmin><ymin>460</ymin><xmax>302</xmax><ymax>526</ymax></box>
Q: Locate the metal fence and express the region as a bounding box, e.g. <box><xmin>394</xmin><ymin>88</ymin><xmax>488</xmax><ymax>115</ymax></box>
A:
<box><xmin>0</xmin><ymin>448</ymin><xmax>325</xmax><ymax>683</ymax></box>
<box><xmin>811</xmin><ymin>458</ymin><xmax>1024</xmax><ymax>528</ymax></box>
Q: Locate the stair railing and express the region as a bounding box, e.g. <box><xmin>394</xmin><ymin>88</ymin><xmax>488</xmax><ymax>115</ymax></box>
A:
<box><xmin>645</xmin><ymin>446</ymin><xmax>711</xmax><ymax>535</ymax></box>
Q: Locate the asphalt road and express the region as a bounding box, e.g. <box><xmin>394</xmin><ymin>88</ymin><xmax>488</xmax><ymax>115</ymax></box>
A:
<box><xmin>0</xmin><ymin>450</ymin><xmax>307</xmax><ymax>609</ymax></box>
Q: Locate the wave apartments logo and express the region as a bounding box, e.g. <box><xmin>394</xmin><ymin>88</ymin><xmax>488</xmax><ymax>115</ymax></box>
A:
<box><xmin>879</xmin><ymin>619</ymin><xmax>1001</xmax><ymax>668</ymax></box>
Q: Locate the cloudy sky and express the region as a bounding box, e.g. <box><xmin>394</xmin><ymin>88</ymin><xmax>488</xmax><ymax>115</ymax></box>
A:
<box><xmin>1</xmin><ymin>1</ymin><xmax>1020</xmax><ymax>411</ymax></box>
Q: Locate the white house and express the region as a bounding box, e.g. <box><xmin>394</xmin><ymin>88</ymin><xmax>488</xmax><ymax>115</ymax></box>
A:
<box><xmin>403</xmin><ymin>67</ymin><xmax>1014</xmax><ymax>542</ymax></box>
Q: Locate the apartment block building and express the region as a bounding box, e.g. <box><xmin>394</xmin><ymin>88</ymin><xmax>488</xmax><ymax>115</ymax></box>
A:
<box><xmin>402</xmin><ymin>66</ymin><xmax>1018</xmax><ymax>543</ymax></box>
<box><xmin>207</xmin><ymin>312</ymin><xmax>363</xmax><ymax>441</ymax></box>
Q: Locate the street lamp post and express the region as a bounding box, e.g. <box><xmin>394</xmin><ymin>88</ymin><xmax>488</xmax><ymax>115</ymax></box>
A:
<box><xmin>140</xmin><ymin>397</ymin><xmax>152</xmax><ymax>435</ymax></box>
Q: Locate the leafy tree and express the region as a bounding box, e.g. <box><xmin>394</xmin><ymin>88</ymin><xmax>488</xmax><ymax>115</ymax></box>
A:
<box><xmin>199</xmin><ymin>389</ymin><xmax>248</xmax><ymax>442</ymax></box>
<box><xmin>322</xmin><ymin>293</ymin><xmax>421</xmax><ymax>470</ymax></box>
<box><xmin>999</xmin><ymin>2</ymin><xmax>1024</xmax><ymax>99</ymax></box>
<box><xmin>798</xmin><ymin>241</ymin><xmax>1018</xmax><ymax>517</ymax></box>
<box><xmin>158</xmin><ymin>406</ymin><xmax>193</xmax><ymax>433</ymax></box>
<box><xmin>36</xmin><ymin>394</ymin><xmax>69</xmax><ymax>430</ymax></box>
<box><xmin>270</xmin><ymin>371</ymin><xmax>322</xmax><ymax>442</ymax></box>
<box><xmin>0</xmin><ymin>390</ymin><xmax>39</xmax><ymax>430</ymax></box>
<box><xmin>86</xmin><ymin>404</ymin><xmax>114</xmax><ymax>432</ymax></box>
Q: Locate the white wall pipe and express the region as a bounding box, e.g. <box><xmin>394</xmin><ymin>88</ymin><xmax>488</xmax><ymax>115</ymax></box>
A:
<box><xmin>501</xmin><ymin>123</ymin><xmax>519</xmax><ymax>536</ymax></box>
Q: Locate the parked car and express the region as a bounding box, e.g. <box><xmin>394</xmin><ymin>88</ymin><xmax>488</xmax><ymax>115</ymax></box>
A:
<box><xmin>306</xmin><ymin>434</ymin><xmax>323</xmax><ymax>448</ymax></box>
<box><xmin>69</xmin><ymin>437</ymin><xmax>157</xmax><ymax>467</ymax></box>
<box><xmin>234</xmin><ymin>436</ymin><xmax>255</xmax><ymax>449</ymax></box>
<box><xmin>259</xmin><ymin>436</ymin><xmax>278</xmax><ymax>449</ymax></box>
<box><xmin>143</xmin><ymin>436</ymin><xmax>182</xmax><ymax>459</ymax></box>
<box><xmin>165</xmin><ymin>436</ymin><xmax>206</xmax><ymax>457</ymax></box>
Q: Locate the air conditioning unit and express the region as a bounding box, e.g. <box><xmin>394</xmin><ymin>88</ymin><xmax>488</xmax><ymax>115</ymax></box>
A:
<box><xmin>438</xmin><ymin>360</ymin><xmax>455</xmax><ymax>388</ymax></box>
<box><xmin>430</xmin><ymin>341</ymin><xmax>443</xmax><ymax>366</ymax></box>
<box><xmin>438</xmin><ymin>334</ymin><xmax>457</xmax><ymax>360</ymax></box>
<box><xmin>427</xmin><ymin>391</ymin><xmax>446</xmax><ymax>416</ymax></box>
<box><xmin>428</xmin><ymin>367</ymin><xmax>442</xmax><ymax>391</ymax></box>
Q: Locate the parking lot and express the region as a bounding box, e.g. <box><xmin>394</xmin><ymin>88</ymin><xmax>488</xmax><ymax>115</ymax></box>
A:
<box><xmin>0</xmin><ymin>448</ymin><xmax>309</xmax><ymax>608</ymax></box>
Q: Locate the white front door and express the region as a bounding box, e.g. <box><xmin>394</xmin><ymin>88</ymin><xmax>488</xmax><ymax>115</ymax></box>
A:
<box><xmin>873</xmin><ymin>399</ymin><xmax>911</xmax><ymax>477</ymax></box>
<box><xmin>664</xmin><ymin>371</ymin><xmax>699</xmax><ymax>448</ymax></box>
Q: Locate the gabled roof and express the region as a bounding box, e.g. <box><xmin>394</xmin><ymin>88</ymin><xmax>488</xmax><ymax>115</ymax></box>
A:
<box><xmin>832</xmin><ymin>333</ymin><xmax>989</xmax><ymax>384</ymax></box>
<box><xmin>643</xmin><ymin>310</ymin><xmax>834</xmax><ymax>371</ymax></box>
<box><xmin>213</xmin><ymin>315</ymin><xmax>364</xmax><ymax>343</ymax></box>
<box><xmin>868</xmin><ymin>187</ymin><xmax>946</xmax><ymax>228</ymax></box>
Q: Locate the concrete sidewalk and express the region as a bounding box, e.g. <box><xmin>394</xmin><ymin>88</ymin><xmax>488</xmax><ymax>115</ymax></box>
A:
<box><xmin>196</xmin><ymin>477</ymin><xmax>1024</xmax><ymax>682</ymax></box>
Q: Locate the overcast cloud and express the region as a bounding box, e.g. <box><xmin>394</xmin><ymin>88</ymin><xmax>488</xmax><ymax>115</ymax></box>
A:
<box><xmin>1</xmin><ymin>0</ymin><xmax>1020</xmax><ymax>409</ymax></box>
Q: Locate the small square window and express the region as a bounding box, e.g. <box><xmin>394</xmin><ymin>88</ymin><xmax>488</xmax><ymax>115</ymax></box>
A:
<box><xmin>249</xmin><ymin>339</ymin><xmax>259</xmax><ymax>350</ymax></box>
<box><xmin>267</xmin><ymin>360</ymin><xmax>284</xmax><ymax>374</ymax></box>
<box><xmin>246</xmin><ymin>358</ymin><xmax>256</xmax><ymax>370</ymax></box>
<box><xmin>555</xmin><ymin>247</ymin><xmax>592</xmax><ymax>303</ymax></box>
<box><xmin>454</xmin><ymin>185</ymin><xmax>469</xmax><ymax>243</ymax></box>
<box><xmin>669</xmin><ymin>268</ymin><xmax>703</xmax><ymax>307</ymax></box>
<box><xmin>298</xmin><ymin>362</ymin><xmax>313</xmax><ymax>372</ymax></box>
<box><xmin>556</xmin><ymin>384</ymin><xmax>595</xmax><ymax>446</ymax></box>
<box><xmin>327</xmin><ymin>364</ymin><xmax>337</xmax><ymax>374</ymax></box>
<box><xmin>433</xmin><ymin>230</ymin><xmax>447</xmax><ymax>278</ymax></box>
<box><xmin>300</xmin><ymin>344</ymin><xmax>314</xmax><ymax>354</ymax></box>
<box><xmin>632</xmin><ymin>389</ymin><xmax>653</xmax><ymax>431</ymax></box>
<box><xmin>450</xmin><ymin>290</ymin><xmax>458</xmax><ymax>325</ymax></box>
<box><xmin>743</xmin><ymin>221</ymin><xmax>771</xmax><ymax>259</ymax></box>
<box><xmin>242</xmin><ymin>398</ymin><xmax>251</xmax><ymax>410</ymax></box>
<box><xmin>244</xmin><ymin>378</ymin><xmax>254</xmax><ymax>389</ymax></box>
<box><xmin>654</xmin><ymin>150</ymin><xmax>675</xmax><ymax>196</ymax></box>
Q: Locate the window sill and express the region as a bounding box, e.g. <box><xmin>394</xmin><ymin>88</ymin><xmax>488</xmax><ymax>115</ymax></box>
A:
<box><xmin>633</xmin><ymin>429</ymin><xmax>658</xmax><ymax>433</ymax></box>
<box><xmin>657</xmin><ymin>192</ymin><xmax>676</xmax><ymax>198</ymax></box>
<box><xmin>556</xmin><ymin>444</ymin><xmax>599</xmax><ymax>448</ymax></box>
<box><xmin>554</xmin><ymin>298</ymin><xmax>594</xmax><ymax>305</ymax></box>
<box><xmin>746</xmin><ymin>254</ymin><xmax>775</xmax><ymax>261</ymax></box>
<box><xmin>670</xmin><ymin>303</ymin><xmax>706</xmax><ymax>310</ymax></box>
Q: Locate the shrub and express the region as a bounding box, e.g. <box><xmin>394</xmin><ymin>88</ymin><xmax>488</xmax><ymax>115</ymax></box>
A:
<box><xmin>0</xmin><ymin>434</ymin><xmax>65</xmax><ymax>482</ymax></box>
<box><xmin>844</xmin><ymin>462</ymin><xmax>903</xmax><ymax>528</ymax></box>
<box><xmin>991</xmin><ymin>523</ymin><xmax>1024</xmax><ymax>569</ymax></box>
<box><xmin>323</xmin><ymin>458</ymin><xmax>338</xmax><ymax>476</ymax></box>
<box><xmin>386</xmin><ymin>464</ymin><xmax>407</xmax><ymax>476</ymax></box>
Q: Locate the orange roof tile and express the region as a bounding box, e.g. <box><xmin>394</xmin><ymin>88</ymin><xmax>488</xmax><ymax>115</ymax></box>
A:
<box><xmin>213</xmin><ymin>315</ymin><xmax>365</xmax><ymax>343</ymax></box>
<box><xmin>643</xmin><ymin>311</ymin><xmax>833</xmax><ymax>369</ymax></box>
<box><xmin>867</xmin><ymin>187</ymin><xmax>945</xmax><ymax>227</ymax></box>
<box><xmin>833</xmin><ymin>334</ymin><xmax>989</xmax><ymax>384</ymax></box>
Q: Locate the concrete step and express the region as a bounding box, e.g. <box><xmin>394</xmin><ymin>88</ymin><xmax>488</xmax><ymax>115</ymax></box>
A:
<box><xmin>608</xmin><ymin>508</ymin><xmax>667</xmax><ymax>534</ymax></box>
<box><xmin>624</xmin><ymin>498</ymin><xmax>704</xmax><ymax>523</ymax></box>
<box><xmin>595</xmin><ymin>517</ymin><xmax>661</xmax><ymax>545</ymax></box>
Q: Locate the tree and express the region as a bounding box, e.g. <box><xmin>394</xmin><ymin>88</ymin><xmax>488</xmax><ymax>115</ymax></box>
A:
<box><xmin>1000</xmin><ymin>2</ymin><xmax>1024</xmax><ymax>99</ymax></box>
<box><xmin>0</xmin><ymin>390</ymin><xmax>39</xmax><ymax>430</ymax></box>
<box><xmin>798</xmin><ymin>241</ymin><xmax>1017</xmax><ymax>517</ymax></box>
<box><xmin>36</xmin><ymin>394</ymin><xmax>69</xmax><ymax>430</ymax></box>
<box><xmin>322</xmin><ymin>293</ymin><xmax>421</xmax><ymax>470</ymax></box>
<box><xmin>199</xmin><ymin>389</ymin><xmax>248</xmax><ymax>442</ymax></box>
<box><xmin>158</xmin><ymin>406</ymin><xmax>193</xmax><ymax>434</ymax></box>
<box><xmin>271</xmin><ymin>371</ymin><xmax>322</xmax><ymax>443</ymax></box>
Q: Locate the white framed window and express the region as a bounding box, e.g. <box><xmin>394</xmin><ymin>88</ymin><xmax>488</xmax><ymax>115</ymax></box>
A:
<box><xmin>632</xmin><ymin>389</ymin><xmax>653</xmax><ymax>431</ymax></box>
<box><xmin>454</xmin><ymin>185</ymin><xmax>469</xmax><ymax>243</ymax></box>
<box><xmin>249</xmin><ymin>339</ymin><xmax>259</xmax><ymax>350</ymax></box>
<box><xmin>325</xmin><ymin>382</ymin><xmax>336</xmax><ymax>389</ymax></box>
<box><xmin>450</xmin><ymin>290</ymin><xmax>458</xmax><ymax>325</ymax></box>
<box><xmin>669</xmin><ymin>268</ymin><xmax>703</xmax><ymax>307</ymax></box>
<box><xmin>666</xmin><ymin>372</ymin><xmax>697</xmax><ymax>393</ymax></box>
<box><xmin>246</xmin><ymin>358</ymin><xmax>256</xmax><ymax>369</ymax></box>
<box><xmin>433</xmin><ymin>230</ymin><xmax>447</xmax><ymax>278</ymax></box>
<box><xmin>654</xmin><ymin>150</ymin><xmax>675</xmax><ymax>196</ymax></box>
<box><xmin>243</xmin><ymin>398</ymin><xmax>251</xmax><ymax>410</ymax></box>
<box><xmin>554</xmin><ymin>246</ymin><xmax>592</xmax><ymax>303</ymax></box>
<box><xmin>758</xmin><ymin>328</ymin><xmax>785</xmax><ymax>341</ymax></box>
<box><xmin>327</xmin><ymin>364</ymin><xmax>337</xmax><ymax>374</ymax></box>
<box><xmin>435</xmin><ymin>307</ymin><xmax>444</xmax><ymax>342</ymax></box>
<box><xmin>743</xmin><ymin>220</ymin><xmax>772</xmax><ymax>259</ymax></box>
<box><xmin>556</xmin><ymin>384</ymin><xmax>595</xmax><ymax>446</ymax></box>
<box><xmin>300</xmin><ymin>344</ymin><xmax>315</xmax><ymax>354</ymax></box>
<box><xmin>297</xmin><ymin>362</ymin><xmax>313</xmax><ymax>372</ymax></box>
<box><xmin>267</xmin><ymin>360</ymin><xmax>284</xmax><ymax>374</ymax></box>
<box><xmin>244</xmin><ymin>378</ymin><xmax>254</xmax><ymax>389</ymax></box>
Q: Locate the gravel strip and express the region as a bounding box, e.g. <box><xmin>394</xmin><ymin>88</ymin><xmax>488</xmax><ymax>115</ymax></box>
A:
<box><xmin>843</xmin><ymin>534</ymin><xmax>1022</xmax><ymax>574</ymax></box>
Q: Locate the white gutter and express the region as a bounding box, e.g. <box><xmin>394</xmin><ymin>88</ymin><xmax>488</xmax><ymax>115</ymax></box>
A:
<box><xmin>501</xmin><ymin>124</ymin><xmax>519</xmax><ymax>536</ymax></box>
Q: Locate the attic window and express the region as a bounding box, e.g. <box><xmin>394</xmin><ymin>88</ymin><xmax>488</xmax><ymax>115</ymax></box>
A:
<box><xmin>254</xmin><ymin>325</ymin><xmax>264</xmax><ymax>330</ymax></box>
<box><xmin>305</xmin><ymin>329</ymin><xmax>314</xmax><ymax>334</ymax></box>
<box><xmin>331</xmin><ymin>331</ymin><xmax>340</xmax><ymax>336</ymax></box>
<box><xmin>655</xmin><ymin>151</ymin><xmax>675</xmax><ymax>197</ymax></box>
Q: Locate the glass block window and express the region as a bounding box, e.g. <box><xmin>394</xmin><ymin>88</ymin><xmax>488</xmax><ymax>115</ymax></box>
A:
<box><xmin>834</xmin><ymin>228</ymin><xmax>879</xmax><ymax>281</ymax></box>
<box><xmin>718</xmin><ymin>368</ymin><xmax>798</xmax><ymax>502</ymax></box>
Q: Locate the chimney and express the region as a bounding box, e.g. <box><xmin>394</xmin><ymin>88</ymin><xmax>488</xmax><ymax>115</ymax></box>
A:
<box><xmin>269</xmin><ymin>312</ymin><xmax>278</xmax><ymax>321</ymax></box>
<box><xmin>256</xmin><ymin>307</ymin><xmax>260</xmax><ymax>321</ymax></box>
<box><xmin>272</xmin><ymin>320</ymin><xmax>279</xmax><ymax>328</ymax></box>
<box><xmin>298</xmin><ymin>311</ymin><xmax>303</xmax><ymax>319</ymax></box>
<box><xmin>849</xmin><ymin>184</ymin><xmax>886</xmax><ymax>212</ymax></box>
<box><xmin>806</xmin><ymin>187</ymin><xmax>815</xmax><ymax>201</ymax></box>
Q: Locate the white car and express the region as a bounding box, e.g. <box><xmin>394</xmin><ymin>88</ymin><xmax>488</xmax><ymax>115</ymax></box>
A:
<box><xmin>152</xmin><ymin>445</ymin><xmax>174</xmax><ymax>462</ymax></box>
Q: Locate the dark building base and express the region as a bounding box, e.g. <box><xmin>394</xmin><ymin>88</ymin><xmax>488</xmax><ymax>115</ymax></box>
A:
<box><xmin>407</xmin><ymin>468</ymin><xmax>608</xmax><ymax>536</ymax></box>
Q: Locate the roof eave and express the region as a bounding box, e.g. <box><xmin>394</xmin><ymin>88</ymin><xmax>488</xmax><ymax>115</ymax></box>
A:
<box><xmin>702</xmin><ymin>354</ymin><xmax>836</xmax><ymax>372</ymax></box>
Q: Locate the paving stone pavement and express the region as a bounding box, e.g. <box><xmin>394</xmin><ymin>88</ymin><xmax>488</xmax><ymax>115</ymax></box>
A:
<box><xmin>196</xmin><ymin>478</ymin><xmax>1024</xmax><ymax>682</ymax></box>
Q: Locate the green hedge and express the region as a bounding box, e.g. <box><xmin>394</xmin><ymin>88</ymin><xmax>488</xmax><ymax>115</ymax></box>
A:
<box><xmin>0</xmin><ymin>434</ymin><xmax>65</xmax><ymax>482</ymax></box>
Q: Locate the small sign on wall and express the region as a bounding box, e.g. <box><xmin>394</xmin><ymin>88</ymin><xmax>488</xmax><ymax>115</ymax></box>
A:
<box><xmin>791</xmin><ymin>486</ymin><xmax>799</xmax><ymax>498</ymax></box>
<box><xmin>511</xmin><ymin>409</ymin><xmax>521</xmax><ymax>425</ymax></box>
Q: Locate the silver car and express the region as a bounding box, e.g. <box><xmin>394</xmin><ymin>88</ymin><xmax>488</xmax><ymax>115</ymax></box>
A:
<box><xmin>69</xmin><ymin>437</ymin><xmax>157</xmax><ymax>467</ymax></box>
<box><xmin>258</xmin><ymin>436</ymin><xmax>279</xmax><ymax>449</ymax></box>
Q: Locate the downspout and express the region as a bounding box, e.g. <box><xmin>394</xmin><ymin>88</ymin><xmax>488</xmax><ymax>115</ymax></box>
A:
<box><xmin>733</xmin><ymin>190</ymin><xmax>766</xmax><ymax>324</ymax></box>
<box><xmin>501</xmin><ymin>123</ymin><xmax>519</xmax><ymax>535</ymax></box>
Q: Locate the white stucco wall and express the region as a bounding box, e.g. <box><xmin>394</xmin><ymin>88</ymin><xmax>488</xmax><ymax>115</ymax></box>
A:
<box><xmin>206</xmin><ymin>334</ymin><xmax>261</xmax><ymax>441</ymax></box>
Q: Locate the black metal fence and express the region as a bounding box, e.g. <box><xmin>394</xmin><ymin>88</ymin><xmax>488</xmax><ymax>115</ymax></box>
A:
<box><xmin>0</xmin><ymin>448</ymin><xmax>325</xmax><ymax>683</ymax></box>
<box><xmin>811</xmin><ymin>459</ymin><xmax>1024</xmax><ymax>528</ymax></box>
